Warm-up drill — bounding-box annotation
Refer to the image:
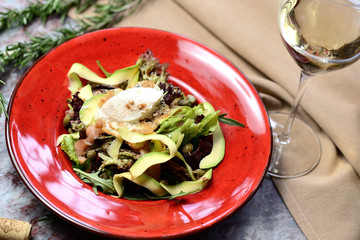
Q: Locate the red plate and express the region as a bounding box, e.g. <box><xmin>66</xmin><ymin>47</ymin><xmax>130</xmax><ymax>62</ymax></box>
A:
<box><xmin>6</xmin><ymin>28</ymin><xmax>271</xmax><ymax>239</ymax></box>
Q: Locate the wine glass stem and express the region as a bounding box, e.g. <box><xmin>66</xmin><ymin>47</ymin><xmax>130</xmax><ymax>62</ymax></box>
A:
<box><xmin>278</xmin><ymin>71</ymin><xmax>313</xmax><ymax>144</ymax></box>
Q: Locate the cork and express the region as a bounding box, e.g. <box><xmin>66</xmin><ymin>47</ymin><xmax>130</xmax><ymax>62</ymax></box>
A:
<box><xmin>0</xmin><ymin>217</ymin><xmax>32</xmax><ymax>240</ymax></box>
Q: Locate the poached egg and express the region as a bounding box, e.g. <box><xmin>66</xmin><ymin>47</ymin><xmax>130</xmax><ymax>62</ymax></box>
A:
<box><xmin>98</xmin><ymin>86</ymin><xmax>164</xmax><ymax>123</ymax></box>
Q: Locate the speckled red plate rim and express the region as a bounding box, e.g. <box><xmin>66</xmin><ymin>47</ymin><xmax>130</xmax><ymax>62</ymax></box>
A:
<box><xmin>5</xmin><ymin>27</ymin><xmax>272</xmax><ymax>239</ymax></box>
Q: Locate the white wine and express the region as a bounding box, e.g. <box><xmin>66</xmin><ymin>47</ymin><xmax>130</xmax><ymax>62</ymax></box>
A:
<box><xmin>279</xmin><ymin>0</ymin><xmax>360</xmax><ymax>74</ymax></box>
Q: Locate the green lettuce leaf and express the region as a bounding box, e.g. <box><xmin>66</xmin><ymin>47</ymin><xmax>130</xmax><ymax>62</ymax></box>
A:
<box><xmin>156</xmin><ymin>102</ymin><xmax>219</xmax><ymax>144</ymax></box>
<box><xmin>60</xmin><ymin>135</ymin><xmax>80</xmax><ymax>165</ymax></box>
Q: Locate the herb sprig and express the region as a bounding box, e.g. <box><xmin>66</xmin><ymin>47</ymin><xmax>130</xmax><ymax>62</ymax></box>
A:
<box><xmin>0</xmin><ymin>0</ymin><xmax>90</xmax><ymax>32</ymax></box>
<box><xmin>218</xmin><ymin>113</ymin><xmax>245</xmax><ymax>127</ymax></box>
<box><xmin>0</xmin><ymin>0</ymin><xmax>143</xmax><ymax>117</ymax></box>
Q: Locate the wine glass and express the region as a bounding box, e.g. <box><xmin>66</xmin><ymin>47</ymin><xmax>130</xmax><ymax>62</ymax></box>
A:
<box><xmin>268</xmin><ymin>0</ymin><xmax>360</xmax><ymax>178</ymax></box>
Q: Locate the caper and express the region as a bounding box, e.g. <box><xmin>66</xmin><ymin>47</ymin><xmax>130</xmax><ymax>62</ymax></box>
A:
<box><xmin>86</xmin><ymin>150</ymin><xmax>97</xmax><ymax>160</ymax></box>
<box><xmin>182</xmin><ymin>143</ymin><xmax>193</xmax><ymax>154</ymax></box>
<box><xmin>192</xmin><ymin>169</ymin><xmax>206</xmax><ymax>178</ymax></box>
<box><xmin>178</xmin><ymin>99</ymin><xmax>190</xmax><ymax>106</ymax></box>
<box><xmin>187</xmin><ymin>94</ymin><xmax>196</xmax><ymax>104</ymax></box>
<box><xmin>101</xmin><ymin>141</ymin><xmax>112</xmax><ymax>151</ymax></box>
<box><xmin>70</xmin><ymin>121</ymin><xmax>85</xmax><ymax>132</ymax></box>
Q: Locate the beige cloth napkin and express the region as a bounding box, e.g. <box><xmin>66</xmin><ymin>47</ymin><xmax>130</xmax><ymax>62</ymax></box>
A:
<box><xmin>71</xmin><ymin>0</ymin><xmax>360</xmax><ymax>239</ymax></box>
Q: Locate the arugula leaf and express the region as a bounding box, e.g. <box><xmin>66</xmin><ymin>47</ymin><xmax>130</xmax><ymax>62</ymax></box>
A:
<box><xmin>73</xmin><ymin>168</ymin><xmax>115</xmax><ymax>195</ymax></box>
<box><xmin>75</xmin><ymin>158</ymin><xmax>91</xmax><ymax>172</ymax></box>
<box><xmin>218</xmin><ymin>113</ymin><xmax>245</xmax><ymax>127</ymax></box>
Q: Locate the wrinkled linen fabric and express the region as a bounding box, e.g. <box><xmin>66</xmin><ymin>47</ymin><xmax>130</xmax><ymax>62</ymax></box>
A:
<box><xmin>70</xmin><ymin>1</ymin><xmax>360</xmax><ymax>239</ymax></box>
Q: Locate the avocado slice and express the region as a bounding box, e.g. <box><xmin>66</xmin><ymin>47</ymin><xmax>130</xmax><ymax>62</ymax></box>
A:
<box><xmin>130</xmin><ymin>152</ymin><xmax>173</xmax><ymax>179</ymax></box>
<box><xmin>117</xmin><ymin>127</ymin><xmax>178</xmax><ymax>178</ymax></box>
<box><xmin>67</xmin><ymin>61</ymin><xmax>140</xmax><ymax>86</ymax></box>
<box><xmin>175</xmin><ymin>151</ymin><xmax>196</xmax><ymax>181</ymax></box>
<box><xmin>113</xmin><ymin>172</ymin><xmax>168</xmax><ymax>197</ymax></box>
<box><xmin>78</xmin><ymin>84</ymin><xmax>94</xmax><ymax>101</ymax></box>
<box><xmin>117</xmin><ymin>127</ymin><xmax>177</xmax><ymax>158</ymax></box>
<box><xmin>160</xmin><ymin>169</ymin><xmax>212</xmax><ymax>196</ymax></box>
<box><xmin>107</xmin><ymin>137</ymin><xmax>123</xmax><ymax>160</ymax></box>
<box><xmin>199</xmin><ymin>124</ymin><xmax>225</xmax><ymax>169</ymax></box>
<box><xmin>68</xmin><ymin>72</ymin><xmax>83</xmax><ymax>94</ymax></box>
<box><xmin>79</xmin><ymin>93</ymin><xmax>105</xmax><ymax>126</ymax></box>
<box><xmin>126</xmin><ymin>69</ymin><xmax>140</xmax><ymax>89</ymax></box>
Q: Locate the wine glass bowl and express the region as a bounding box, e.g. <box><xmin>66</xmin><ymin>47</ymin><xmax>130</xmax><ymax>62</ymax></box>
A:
<box><xmin>279</xmin><ymin>0</ymin><xmax>360</xmax><ymax>75</ymax></box>
<box><xmin>268</xmin><ymin>0</ymin><xmax>360</xmax><ymax>178</ymax></box>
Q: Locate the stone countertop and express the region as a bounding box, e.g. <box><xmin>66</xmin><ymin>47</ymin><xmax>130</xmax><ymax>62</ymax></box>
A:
<box><xmin>0</xmin><ymin>1</ymin><xmax>306</xmax><ymax>239</ymax></box>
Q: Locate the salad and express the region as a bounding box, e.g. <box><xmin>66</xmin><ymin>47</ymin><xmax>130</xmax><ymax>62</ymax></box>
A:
<box><xmin>57</xmin><ymin>50</ymin><xmax>243</xmax><ymax>200</ymax></box>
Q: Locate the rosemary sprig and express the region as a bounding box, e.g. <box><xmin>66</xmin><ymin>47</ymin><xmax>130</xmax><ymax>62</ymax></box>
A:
<box><xmin>0</xmin><ymin>80</ymin><xmax>8</xmax><ymax>118</ymax></box>
<box><xmin>38</xmin><ymin>213</ymin><xmax>59</xmax><ymax>229</ymax></box>
<box><xmin>0</xmin><ymin>27</ymin><xmax>80</xmax><ymax>71</ymax></box>
<box><xmin>218</xmin><ymin>113</ymin><xmax>245</xmax><ymax>127</ymax></box>
<box><xmin>0</xmin><ymin>0</ymin><xmax>142</xmax><ymax>70</ymax></box>
<box><xmin>0</xmin><ymin>0</ymin><xmax>92</xmax><ymax>32</ymax></box>
<box><xmin>0</xmin><ymin>0</ymin><xmax>143</xmax><ymax>117</ymax></box>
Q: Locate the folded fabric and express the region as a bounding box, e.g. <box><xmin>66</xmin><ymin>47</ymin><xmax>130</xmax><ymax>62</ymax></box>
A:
<box><xmin>70</xmin><ymin>0</ymin><xmax>360</xmax><ymax>239</ymax></box>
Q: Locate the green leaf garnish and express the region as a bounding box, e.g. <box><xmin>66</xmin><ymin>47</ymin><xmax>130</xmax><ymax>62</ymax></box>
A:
<box><xmin>218</xmin><ymin>113</ymin><xmax>245</xmax><ymax>127</ymax></box>
<box><xmin>74</xmin><ymin>158</ymin><xmax>91</xmax><ymax>172</ymax></box>
<box><xmin>96</xmin><ymin>60</ymin><xmax>112</xmax><ymax>77</ymax></box>
<box><xmin>73</xmin><ymin>168</ymin><xmax>115</xmax><ymax>195</ymax></box>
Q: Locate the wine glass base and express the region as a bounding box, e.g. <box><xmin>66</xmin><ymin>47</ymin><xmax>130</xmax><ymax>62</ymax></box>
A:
<box><xmin>268</xmin><ymin>112</ymin><xmax>321</xmax><ymax>178</ymax></box>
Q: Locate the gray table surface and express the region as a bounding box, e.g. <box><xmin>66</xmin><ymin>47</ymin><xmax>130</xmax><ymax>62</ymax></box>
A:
<box><xmin>0</xmin><ymin>1</ymin><xmax>306</xmax><ymax>239</ymax></box>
